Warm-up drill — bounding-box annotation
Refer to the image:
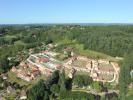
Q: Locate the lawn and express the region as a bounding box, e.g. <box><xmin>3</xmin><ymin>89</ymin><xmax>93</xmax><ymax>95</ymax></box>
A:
<box><xmin>76</xmin><ymin>49</ymin><xmax>116</xmax><ymax>61</ymax></box>
<box><xmin>127</xmin><ymin>88</ymin><xmax>133</xmax><ymax>96</ymax></box>
<box><xmin>76</xmin><ymin>71</ymin><xmax>90</xmax><ymax>76</ymax></box>
<box><xmin>55</xmin><ymin>38</ymin><xmax>117</xmax><ymax>61</ymax></box>
<box><xmin>14</xmin><ymin>40</ymin><xmax>26</xmax><ymax>46</ymax></box>
<box><xmin>72</xmin><ymin>59</ymin><xmax>87</xmax><ymax>68</ymax></box>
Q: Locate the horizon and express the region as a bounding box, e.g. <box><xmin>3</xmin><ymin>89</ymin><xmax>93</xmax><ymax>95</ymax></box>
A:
<box><xmin>1</xmin><ymin>22</ymin><xmax>133</xmax><ymax>25</ymax></box>
<box><xmin>0</xmin><ymin>0</ymin><xmax>133</xmax><ymax>24</ymax></box>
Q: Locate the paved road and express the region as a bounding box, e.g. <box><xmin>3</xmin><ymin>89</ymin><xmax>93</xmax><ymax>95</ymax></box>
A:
<box><xmin>72</xmin><ymin>88</ymin><xmax>119</xmax><ymax>96</ymax></box>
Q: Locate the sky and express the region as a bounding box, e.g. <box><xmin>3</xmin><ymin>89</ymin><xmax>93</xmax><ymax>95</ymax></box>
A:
<box><xmin>0</xmin><ymin>0</ymin><xmax>133</xmax><ymax>24</ymax></box>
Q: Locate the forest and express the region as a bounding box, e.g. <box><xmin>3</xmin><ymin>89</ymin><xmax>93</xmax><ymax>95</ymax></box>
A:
<box><xmin>0</xmin><ymin>25</ymin><xmax>133</xmax><ymax>57</ymax></box>
<box><xmin>1</xmin><ymin>25</ymin><xmax>132</xmax><ymax>74</ymax></box>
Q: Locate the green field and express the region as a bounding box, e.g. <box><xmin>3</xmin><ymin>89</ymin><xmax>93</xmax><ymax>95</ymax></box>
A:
<box><xmin>14</xmin><ymin>40</ymin><xmax>26</xmax><ymax>45</ymax></box>
<box><xmin>127</xmin><ymin>88</ymin><xmax>133</xmax><ymax>96</ymax></box>
<box><xmin>55</xmin><ymin>38</ymin><xmax>117</xmax><ymax>61</ymax></box>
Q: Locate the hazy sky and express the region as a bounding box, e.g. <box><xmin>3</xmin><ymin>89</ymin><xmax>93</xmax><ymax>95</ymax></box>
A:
<box><xmin>0</xmin><ymin>0</ymin><xmax>133</xmax><ymax>24</ymax></box>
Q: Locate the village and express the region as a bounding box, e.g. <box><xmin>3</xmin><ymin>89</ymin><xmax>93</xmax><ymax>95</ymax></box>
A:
<box><xmin>0</xmin><ymin>44</ymin><xmax>121</xmax><ymax>99</ymax></box>
<box><xmin>10</xmin><ymin>44</ymin><xmax>120</xmax><ymax>84</ymax></box>
<box><xmin>11</xmin><ymin>51</ymin><xmax>62</xmax><ymax>82</ymax></box>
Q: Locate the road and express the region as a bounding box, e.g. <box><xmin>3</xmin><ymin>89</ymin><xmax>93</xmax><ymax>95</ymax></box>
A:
<box><xmin>72</xmin><ymin>88</ymin><xmax>119</xmax><ymax>96</ymax></box>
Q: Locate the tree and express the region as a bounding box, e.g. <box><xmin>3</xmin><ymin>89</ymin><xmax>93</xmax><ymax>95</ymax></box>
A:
<box><xmin>119</xmin><ymin>52</ymin><xmax>133</xmax><ymax>100</ymax></box>
<box><xmin>43</xmin><ymin>91</ymin><xmax>49</xmax><ymax>100</ymax></box>
<box><xmin>59</xmin><ymin>69</ymin><xmax>66</xmax><ymax>91</ymax></box>
<box><xmin>47</xmin><ymin>70</ymin><xmax>60</xmax><ymax>87</ymax></box>
<box><xmin>51</xmin><ymin>84</ymin><xmax>60</xmax><ymax>94</ymax></box>
<box><xmin>50</xmin><ymin>84</ymin><xmax>60</xmax><ymax>99</ymax></box>
<box><xmin>65</xmin><ymin>78</ymin><xmax>72</xmax><ymax>90</ymax></box>
<box><xmin>59</xmin><ymin>91</ymin><xmax>95</xmax><ymax>100</ymax></box>
<box><xmin>93</xmin><ymin>81</ymin><xmax>102</xmax><ymax>92</ymax></box>
<box><xmin>0</xmin><ymin>56</ymin><xmax>9</xmax><ymax>74</ymax></box>
<box><xmin>73</xmin><ymin>74</ymin><xmax>93</xmax><ymax>87</ymax></box>
<box><xmin>127</xmin><ymin>95</ymin><xmax>133</xmax><ymax>100</ymax></box>
<box><xmin>27</xmin><ymin>79</ymin><xmax>47</xmax><ymax>100</ymax></box>
<box><xmin>0</xmin><ymin>77</ymin><xmax>3</xmax><ymax>90</ymax></box>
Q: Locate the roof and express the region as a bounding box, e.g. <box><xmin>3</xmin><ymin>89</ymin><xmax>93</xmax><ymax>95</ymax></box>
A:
<box><xmin>20</xmin><ymin>90</ymin><xmax>27</xmax><ymax>100</ymax></box>
<box><xmin>7</xmin><ymin>86</ymin><xmax>15</xmax><ymax>93</ymax></box>
<box><xmin>32</xmin><ymin>70</ymin><xmax>40</xmax><ymax>77</ymax></box>
<box><xmin>39</xmin><ymin>57</ymin><xmax>49</xmax><ymax>62</ymax></box>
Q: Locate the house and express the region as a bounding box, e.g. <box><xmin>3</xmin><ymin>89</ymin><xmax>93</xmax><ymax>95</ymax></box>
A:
<box><xmin>92</xmin><ymin>60</ymin><xmax>99</xmax><ymax>67</ymax></box>
<box><xmin>7</xmin><ymin>86</ymin><xmax>15</xmax><ymax>93</ymax></box>
<box><xmin>92</xmin><ymin>72</ymin><xmax>98</xmax><ymax>78</ymax></box>
<box><xmin>44</xmin><ymin>51</ymin><xmax>58</xmax><ymax>57</ymax></box>
<box><xmin>39</xmin><ymin>57</ymin><xmax>49</xmax><ymax>62</ymax></box>
<box><xmin>20</xmin><ymin>62</ymin><xmax>26</xmax><ymax>67</ymax></box>
<box><xmin>2</xmin><ymin>74</ymin><xmax>8</xmax><ymax>80</ymax></box>
<box><xmin>29</xmin><ymin>48</ymin><xmax>33</xmax><ymax>54</ymax></box>
<box><xmin>17</xmin><ymin>73</ymin><xmax>32</xmax><ymax>82</ymax></box>
<box><xmin>56</xmin><ymin>64</ymin><xmax>62</xmax><ymax>69</ymax></box>
<box><xmin>11</xmin><ymin>66</ymin><xmax>17</xmax><ymax>72</ymax></box>
<box><xmin>68</xmin><ymin>68</ymin><xmax>76</xmax><ymax>78</ymax></box>
<box><xmin>48</xmin><ymin>43</ymin><xmax>54</xmax><ymax>48</ymax></box>
<box><xmin>24</xmin><ymin>75</ymin><xmax>32</xmax><ymax>82</ymax></box>
<box><xmin>45</xmin><ymin>69</ymin><xmax>53</xmax><ymax>76</ymax></box>
<box><xmin>64</xmin><ymin>47</ymin><xmax>73</xmax><ymax>56</ymax></box>
<box><xmin>77</xmin><ymin>56</ymin><xmax>87</xmax><ymax>60</ymax></box>
<box><xmin>20</xmin><ymin>90</ymin><xmax>27</xmax><ymax>100</ymax></box>
<box><xmin>86</xmin><ymin>61</ymin><xmax>92</xmax><ymax>69</ymax></box>
<box><xmin>31</xmin><ymin>70</ymin><xmax>40</xmax><ymax>79</ymax></box>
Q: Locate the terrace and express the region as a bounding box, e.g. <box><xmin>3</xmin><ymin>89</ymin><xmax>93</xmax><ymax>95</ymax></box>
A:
<box><xmin>64</xmin><ymin>56</ymin><xmax>119</xmax><ymax>83</ymax></box>
<box><xmin>72</xmin><ymin>59</ymin><xmax>87</xmax><ymax>68</ymax></box>
<box><xmin>98</xmin><ymin>63</ymin><xmax>114</xmax><ymax>73</ymax></box>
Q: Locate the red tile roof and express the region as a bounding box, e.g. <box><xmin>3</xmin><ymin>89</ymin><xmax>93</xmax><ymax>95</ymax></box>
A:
<box><xmin>39</xmin><ymin>57</ymin><xmax>49</xmax><ymax>62</ymax></box>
